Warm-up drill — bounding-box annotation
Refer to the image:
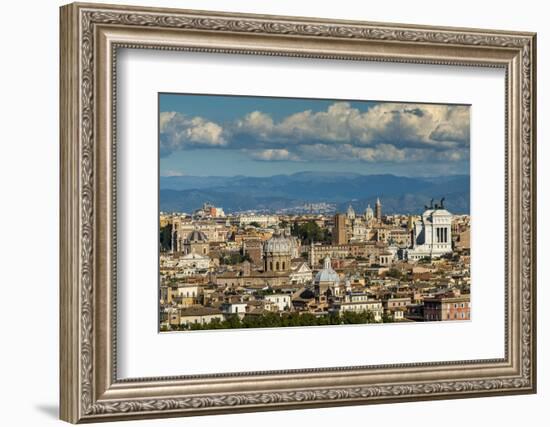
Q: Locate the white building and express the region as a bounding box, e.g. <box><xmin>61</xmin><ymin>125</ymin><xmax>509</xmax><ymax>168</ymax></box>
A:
<box><xmin>345</xmin><ymin>292</ymin><xmax>371</xmax><ymax>303</ymax></box>
<box><xmin>175</xmin><ymin>283</ymin><xmax>202</xmax><ymax>299</ymax></box>
<box><xmin>264</xmin><ymin>294</ymin><xmax>291</xmax><ymax>312</ymax></box>
<box><xmin>351</xmin><ymin>220</ymin><xmax>368</xmax><ymax>242</ymax></box>
<box><xmin>172</xmin><ymin>252</ymin><xmax>211</xmax><ymax>277</ymax></box>
<box><xmin>338</xmin><ymin>300</ymin><xmax>383</xmax><ymax>322</ymax></box>
<box><xmin>221</xmin><ymin>302</ymin><xmax>248</xmax><ymax>319</ymax></box>
<box><xmin>290</xmin><ymin>262</ymin><xmax>313</xmax><ymax>284</ymax></box>
<box><xmin>176</xmin><ymin>253</ymin><xmax>210</xmax><ymax>271</ymax></box>
<box><xmin>239</xmin><ymin>214</ymin><xmax>279</xmax><ymax>227</ymax></box>
<box><xmin>404</xmin><ymin>205</ymin><xmax>453</xmax><ymax>261</ymax></box>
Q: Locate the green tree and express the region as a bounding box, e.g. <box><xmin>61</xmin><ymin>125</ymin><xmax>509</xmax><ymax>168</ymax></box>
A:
<box><xmin>181</xmin><ymin>310</ymin><xmax>382</xmax><ymax>331</ymax></box>
<box><xmin>381</xmin><ymin>312</ymin><xmax>395</xmax><ymax>323</ymax></box>
<box><xmin>224</xmin><ymin>314</ymin><xmax>242</xmax><ymax>329</ymax></box>
<box><xmin>207</xmin><ymin>318</ymin><xmax>223</xmax><ymax>329</ymax></box>
<box><xmin>291</xmin><ymin>221</ymin><xmax>328</xmax><ymax>244</ymax></box>
<box><xmin>159</xmin><ymin>224</ymin><xmax>172</xmax><ymax>251</ymax></box>
<box><xmin>242</xmin><ymin>315</ymin><xmax>261</xmax><ymax>328</ymax></box>
<box><xmin>220</xmin><ymin>252</ymin><xmax>252</xmax><ymax>265</ymax></box>
<box><xmin>342</xmin><ymin>310</ymin><xmax>375</xmax><ymax>324</ymax></box>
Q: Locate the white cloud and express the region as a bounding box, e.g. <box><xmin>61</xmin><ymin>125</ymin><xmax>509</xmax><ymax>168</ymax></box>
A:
<box><xmin>159</xmin><ymin>111</ymin><xmax>176</xmax><ymax>132</ymax></box>
<box><xmin>159</xmin><ymin>102</ymin><xmax>470</xmax><ymax>163</ymax></box>
<box><xmin>247</xmin><ymin>148</ymin><xmax>301</xmax><ymax>161</ymax></box>
<box><xmin>430</xmin><ymin>106</ymin><xmax>470</xmax><ymax>143</ymax></box>
<box><xmin>185</xmin><ymin>117</ymin><xmax>226</xmax><ymax>145</ymax></box>
<box><xmin>160</xmin><ymin>112</ymin><xmax>227</xmax><ymax>156</ymax></box>
<box><xmin>236</xmin><ymin>111</ymin><xmax>274</xmax><ymax>138</ymax></box>
<box><xmin>230</xmin><ymin>102</ymin><xmax>469</xmax><ymax>148</ymax></box>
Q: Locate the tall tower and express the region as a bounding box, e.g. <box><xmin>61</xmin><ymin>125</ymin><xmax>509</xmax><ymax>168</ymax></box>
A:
<box><xmin>333</xmin><ymin>213</ymin><xmax>347</xmax><ymax>245</ymax></box>
<box><xmin>170</xmin><ymin>221</ymin><xmax>176</xmax><ymax>253</ymax></box>
<box><xmin>375</xmin><ymin>197</ymin><xmax>382</xmax><ymax>222</ymax></box>
<box><xmin>309</xmin><ymin>240</ymin><xmax>315</xmax><ymax>268</ymax></box>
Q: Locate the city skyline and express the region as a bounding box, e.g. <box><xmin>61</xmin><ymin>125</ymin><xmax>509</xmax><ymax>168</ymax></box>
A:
<box><xmin>159</xmin><ymin>200</ymin><xmax>471</xmax><ymax>331</ymax></box>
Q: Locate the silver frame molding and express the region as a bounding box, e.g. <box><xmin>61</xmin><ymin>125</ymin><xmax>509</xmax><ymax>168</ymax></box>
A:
<box><xmin>60</xmin><ymin>2</ymin><xmax>537</xmax><ymax>423</ymax></box>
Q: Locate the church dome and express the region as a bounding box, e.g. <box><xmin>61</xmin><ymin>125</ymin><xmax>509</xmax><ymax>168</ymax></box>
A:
<box><xmin>187</xmin><ymin>230</ymin><xmax>208</xmax><ymax>243</ymax></box>
<box><xmin>264</xmin><ymin>232</ymin><xmax>292</xmax><ymax>255</ymax></box>
<box><xmin>314</xmin><ymin>257</ymin><xmax>340</xmax><ymax>285</ymax></box>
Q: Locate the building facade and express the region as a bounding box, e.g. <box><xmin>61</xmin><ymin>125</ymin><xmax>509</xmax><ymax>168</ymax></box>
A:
<box><xmin>423</xmin><ymin>295</ymin><xmax>470</xmax><ymax>321</ymax></box>
<box><xmin>404</xmin><ymin>206</ymin><xmax>453</xmax><ymax>261</ymax></box>
<box><xmin>333</xmin><ymin>213</ymin><xmax>348</xmax><ymax>245</ymax></box>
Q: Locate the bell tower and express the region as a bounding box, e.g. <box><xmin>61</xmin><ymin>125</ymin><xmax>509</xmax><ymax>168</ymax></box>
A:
<box><xmin>375</xmin><ymin>197</ymin><xmax>382</xmax><ymax>222</ymax></box>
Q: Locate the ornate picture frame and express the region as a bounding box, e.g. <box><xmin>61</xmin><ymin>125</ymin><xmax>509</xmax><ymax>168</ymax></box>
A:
<box><xmin>60</xmin><ymin>2</ymin><xmax>536</xmax><ymax>423</ymax></box>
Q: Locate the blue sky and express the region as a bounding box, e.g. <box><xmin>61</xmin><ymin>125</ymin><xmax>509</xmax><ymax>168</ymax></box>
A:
<box><xmin>159</xmin><ymin>93</ymin><xmax>470</xmax><ymax>177</ymax></box>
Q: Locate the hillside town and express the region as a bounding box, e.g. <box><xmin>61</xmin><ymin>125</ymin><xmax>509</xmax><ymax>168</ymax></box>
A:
<box><xmin>159</xmin><ymin>198</ymin><xmax>471</xmax><ymax>331</ymax></box>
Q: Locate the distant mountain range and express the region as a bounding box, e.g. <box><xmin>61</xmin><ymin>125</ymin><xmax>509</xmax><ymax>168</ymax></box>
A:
<box><xmin>159</xmin><ymin>171</ymin><xmax>470</xmax><ymax>214</ymax></box>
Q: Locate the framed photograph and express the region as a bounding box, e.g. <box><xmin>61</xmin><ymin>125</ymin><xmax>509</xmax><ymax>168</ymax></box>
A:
<box><xmin>60</xmin><ymin>2</ymin><xmax>537</xmax><ymax>423</ymax></box>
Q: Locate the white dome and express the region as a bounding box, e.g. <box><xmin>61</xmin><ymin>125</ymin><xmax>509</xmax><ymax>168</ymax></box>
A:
<box><xmin>314</xmin><ymin>257</ymin><xmax>340</xmax><ymax>285</ymax></box>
